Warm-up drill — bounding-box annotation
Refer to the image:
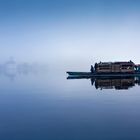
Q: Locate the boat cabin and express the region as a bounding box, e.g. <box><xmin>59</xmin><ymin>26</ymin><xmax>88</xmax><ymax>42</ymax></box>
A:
<box><xmin>95</xmin><ymin>61</ymin><xmax>135</xmax><ymax>73</ymax></box>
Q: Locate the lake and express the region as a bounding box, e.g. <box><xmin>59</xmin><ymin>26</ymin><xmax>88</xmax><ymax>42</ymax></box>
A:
<box><xmin>1</xmin><ymin>59</ymin><xmax>140</xmax><ymax>140</ymax></box>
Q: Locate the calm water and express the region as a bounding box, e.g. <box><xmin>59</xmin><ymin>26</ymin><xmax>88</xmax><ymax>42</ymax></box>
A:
<box><xmin>1</xmin><ymin>60</ymin><xmax>140</xmax><ymax>140</ymax></box>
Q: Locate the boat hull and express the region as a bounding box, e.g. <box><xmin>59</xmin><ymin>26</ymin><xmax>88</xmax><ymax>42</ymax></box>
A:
<box><xmin>67</xmin><ymin>71</ymin><xmax>140</xmax><ymax>78</ymax></box>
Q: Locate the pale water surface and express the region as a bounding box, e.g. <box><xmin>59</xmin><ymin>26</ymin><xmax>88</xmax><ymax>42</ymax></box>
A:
<box><xmin>1</xmin><ymin>60</ymin><xmax>140</xmax><ymax>140</ymax></box>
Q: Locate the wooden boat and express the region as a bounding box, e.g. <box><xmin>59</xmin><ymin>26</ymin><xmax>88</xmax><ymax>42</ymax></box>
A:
<box><xmin>67</xmin><ymin>72</ymin><xmax>91</xmax><ymax>76</ymax></box>
<box><xmin>67</xmin><ymin>61</ymin><xmax>140</xmax><ymax>78</ymax></box>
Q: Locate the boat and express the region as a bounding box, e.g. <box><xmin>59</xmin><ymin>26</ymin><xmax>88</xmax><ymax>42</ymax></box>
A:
<box><xmin>67</xmin><ymin>61</ymin><xmax>140</xmax><ymax>78</ymax></box>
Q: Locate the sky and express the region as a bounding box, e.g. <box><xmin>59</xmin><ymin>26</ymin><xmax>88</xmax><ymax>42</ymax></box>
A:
<box><xmin>0</xmin><ymin>0</ymin><xmax>140</xmax><ymax>70</ymax></box>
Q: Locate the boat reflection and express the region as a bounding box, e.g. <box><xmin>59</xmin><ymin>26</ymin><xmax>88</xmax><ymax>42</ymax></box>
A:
<box><xmin>67</xmin><ymin>76</ymin><xmax>140</xmax><ymax>90</ymax></box>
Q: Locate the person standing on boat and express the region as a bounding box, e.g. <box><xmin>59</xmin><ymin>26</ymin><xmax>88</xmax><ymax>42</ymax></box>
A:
<box><xmin>90</xmin><ymin>65</ymin><xmax>94</xmax><ymax>73</ymax></box>
<box><xmin>94</xmin><ymin>63</ymin><xmax>97</xmax><ymax>71</ymax></box>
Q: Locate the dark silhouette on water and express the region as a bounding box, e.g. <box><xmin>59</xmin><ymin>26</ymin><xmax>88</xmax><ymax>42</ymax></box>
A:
<box><xmin>67</xmin><ymin>76</ymin><xmax>140</xmax><ymax>90</ymax></box>
<box><xmin>67</xmin><ymin>60</ymin><xmax>140</xmax><ymax>77</ymax></box>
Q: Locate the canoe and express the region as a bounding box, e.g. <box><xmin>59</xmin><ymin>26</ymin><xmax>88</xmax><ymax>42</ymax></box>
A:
<box><xmin>67</xmin><ymin>72</ymin><xmax>92</xmax><ymax>75</ymax></box>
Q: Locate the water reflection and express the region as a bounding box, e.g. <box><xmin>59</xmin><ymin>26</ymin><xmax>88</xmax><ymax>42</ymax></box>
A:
<box><xmin>0</xmin><ymin>57</ymin><xmax>47</xmax><ymax>81</ymax></box>
<box><xmin>67</xmin><ymin>76</ymin><xmax>140</xmax><ymax>90</ymax></box>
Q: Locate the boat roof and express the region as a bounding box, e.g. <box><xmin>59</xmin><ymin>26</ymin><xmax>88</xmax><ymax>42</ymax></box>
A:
<box><xmin>98</xmin><ymin>61</ymin><xmax>134</xmax><ymax>65</ymax></box>
<box><xmin>114</xmin><ymin>61</ymin><xmax>134</xmax><ymax>64</ymax></box>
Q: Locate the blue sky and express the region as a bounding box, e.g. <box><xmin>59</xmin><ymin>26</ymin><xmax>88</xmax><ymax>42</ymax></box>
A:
<box><xmin>0</xmin><ymin>0</ymin><xmax>140</xmax><ymax>69</ymax></box>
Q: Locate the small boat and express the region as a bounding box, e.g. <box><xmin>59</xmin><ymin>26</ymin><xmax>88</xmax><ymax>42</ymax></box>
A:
<box><xmin>67</xmin><ymin>72</ymin><xmax>92</xmax><ymax>76</ymax></box>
